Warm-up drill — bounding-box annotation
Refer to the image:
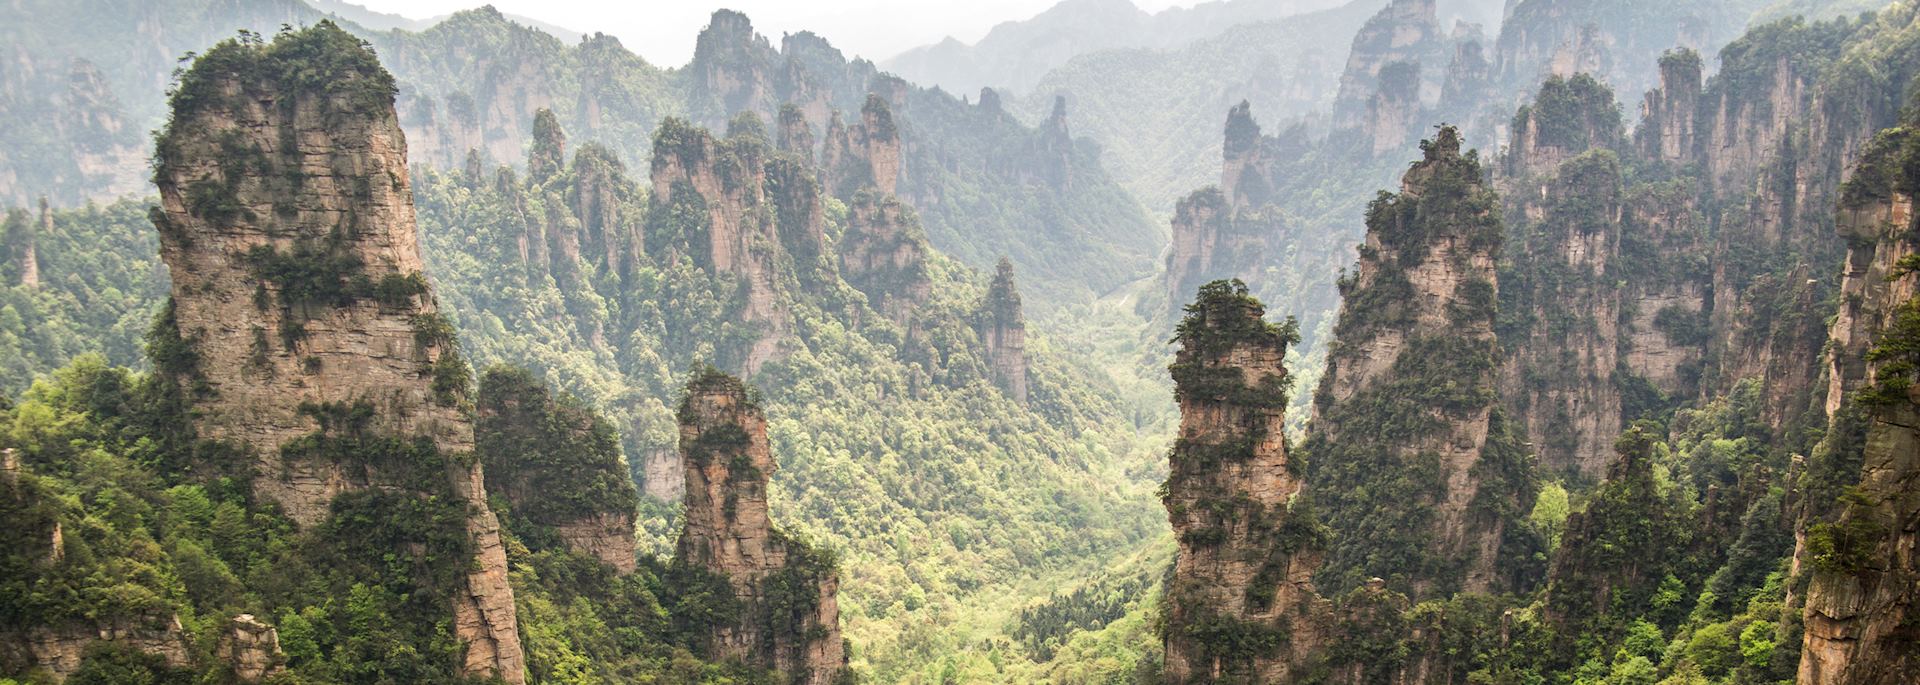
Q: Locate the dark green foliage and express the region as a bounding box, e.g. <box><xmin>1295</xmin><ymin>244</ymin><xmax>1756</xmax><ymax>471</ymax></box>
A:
<box><xmin>1513</xmin><ymin>74</ymin><xmax>1621</xmax><ymax>154</ymax></box>
<box><xmin>1544</xmin><ymin>427</ymin><xmax>1693</xmax><ymax>654</ymax></box>
<box><xmin>155</xmin><ymin>22</ymin><xmax>395</xmax><ymax>173</ymax></box>
<box><xmin>69</xmin><ymin>641</ymin><xmax>194</xmax><ymax>685</ymax></box>
<box><xmin>1012</xmin><ymin>566</ymin><xmax>1154</xmax><ymax>661</ymax></box>
<box><xmin>477</xmin><ymin>366</ymin><xmax>639</xmax><ymax>533</ymax></box>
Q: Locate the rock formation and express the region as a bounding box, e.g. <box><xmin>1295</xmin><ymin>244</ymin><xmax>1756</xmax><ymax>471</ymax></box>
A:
<box><xmin>839</xmin><ymin>191</ymin><xmax>932</xmax><ymax>324</ymax></box>
<box><xmin>1797</xmin><ymin>114</ymin><xmax>1920</xmax><ymax>685</ymax></box>
<box><xmin>1499</xmin><ymin>73</ymin><xmax>1622</xmax><ymax>180</ymax></box>
<box><xmin>1635</xmin><ymin>49</ymin><xmax>1701</xmax><ymax>164</ymax></box>
<box><xmin>1366</xmin><ymin>60</ymin><xmax>1422</xmax><ymax>156</ymax></box>
<box><xmin>1302</xmin><ymin>127</ymin><xmax>1537</xmax><ymax>598</ymax></box>
<box><xmin>977</xmin><ymin>258</ymin><xmax>1028</xmax><ymax>404</ymax></box>
<box><xmin>1333</xmin><ymin>0</ymin><xmax>1441</xmax><ymax>120</ymax></box>
<box><xmin>1162</xmin><ymin>279</ymin><xmax>1328</xmax><ymax>684</ymax></box>
<box><xmin>822</xmin><ymin>95</ymin><xmax>903</xmax><ymax>198</ymax></box>
<box><xmin>214</xmin><ymin>615</ymin><xmax>285</xmax><ymax>683</ymax></box>
<box><xmin>527</xmin><ymin>108</ymin><xmax>567</xmax><ymax>184</ymax></box>
<box><xmin>648</xmin><ymin>116</ymin><xmax>806</xmax><ymax>374</ymax></box>
<box><xmin>776</xmin><ymin>103</ymin><xmax>816</xmax><ymax>162</ymax></box>
<box><xmin>674</xmin><ymin>370</ymin><xmax>845</xmax><ymax>685</ymax></box>
<box><xmin>1034</xmin><ymin>95</ymin><xmax>1074</xmax><ymax>190</ymax></box>
<box><xmin>476</xmin><ymin>367</ymin><xmax>639</xmax><ymax>573</ymax></box>
<box><xmin>1164</xmin><ymin>103</ymin><xmax>1341</xmax><ymax>338</ymax></box>
<box><xmin>145</xmin><ymin>24</ymin><xmax>522</xmax><ymax>683</ymax></box>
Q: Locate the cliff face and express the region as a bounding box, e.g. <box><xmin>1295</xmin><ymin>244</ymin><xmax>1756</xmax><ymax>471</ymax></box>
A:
<box><xmin>1162</xmin><ymin>280</ymin><xmax>1328</xmax><ymax>683</ymax></box>
<box><xmin>1635</xmin><ymin>50</ymin><xmax>1702</xmax><ymax>164</ymax></box>
<box><xmin>648</xmin><ymin>116</ymin><xmax>805</xmax><ymax>374</ymax></box>
<box><xmin>1164</xmin><ymin>103</ymin><xmax>1344</xmax><ymax>341</ymax></box>
<box><xmin>476</xmin><ymin>367</ymin><xmax>639</xmax><ymax>573</ymax></box>
<box><xmin>146</xmin><ymin>25</ymin><xmax>522</xmax><ymax>683</ymax></box>
<box><xmin>1303</xmin><ymin>127</ymin><xmax>1537</xmax><ymax>598</ymax></box>
<box><xmin>674</xmin><ymin>371</ymin><xmax>845</xmax><ymax>685</ymax></box>
<box><xmin>978</xmin><ymin>258</ymin><xmax>1028</xmax><ymax>405</ymax></box>
<box><xmin>839</xmin><ymin>191</ymin><xmax>932</xmax><ymax>324</ymax></box>
<box><xmin>821</xmin><ymin>95</ymin><xmax>903</xmax><ymax>198</ymax></box>
<box><xmin>1797</xmin><ymin>117</ymin><xmax>1920</xmax><ymax>685</ymax></box>
<box><xmin>1332</xmin><ymin>0</ymin><xmax>1441</xmax><ymax>119</ymax></box>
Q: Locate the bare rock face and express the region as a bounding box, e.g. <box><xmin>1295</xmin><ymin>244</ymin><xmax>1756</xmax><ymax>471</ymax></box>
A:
<box><xmin>1304</xmin><ymin>127</ymin><xmax>1536</xmax><ymax>598</ymax></box>
<box><xmin>215</xmin><ymin>614</ymin><xmax>285</xmax><ymax>683</ymax></box>
<box><xmin>840</xmin><ymin>191</ymin><xmax>932</xmax><ymax>324</ymax></box>
<box><xmin>1366</xmin><ymin>61</ymin><xmax>1422</xmax><ymax>156</ymax></box>
<box><xmin>1797</xmin><ymin>120</ymin><xmax>1920</xmax><ymax>685</ymax></box>
<box><xmin>23</xmin><ymin>614</ymin><xmax>192</xmax><ymax>681</ymax></box>
<box><xmin>977</xmin><ymin>258</ymin><xmax>1028</xmax><ymax>405</ymax></box>
<box><xmin>648</xmin><ymin>116</ymin><xmax>802</xmax><ymax>374</ymax></box>
<box><xmin>1162</xmin><ymin>280</ymin><xmax>1329</xmax><ymax>683</ymax></box>
<box><xmin>674</xmin><ymin>371</ymin><xmax>846</xmax><ymax>685</ymax></box>
<box><xmin>1635</xmin><ymin>49</ymin><xmax>1701</xmax><ymax>164</ymax></box>
<box><xmin>1333</xmin><ymin>0</ymin><xmax>1441</xmax><ymax>120</ymax></box>
<box><xmin>822</xmin><ymin>95</ymin><xmax>903</xmax><ymax>198</ymax></box>
<box><xmin>146</xmin><ymin>24</ymin><xmax>522</xmax><ymax>683</ymax></box>
<box><xmin>641</xmin><ymin>446</ymin><xmax>685</xmax><ymax>501</ymax></box>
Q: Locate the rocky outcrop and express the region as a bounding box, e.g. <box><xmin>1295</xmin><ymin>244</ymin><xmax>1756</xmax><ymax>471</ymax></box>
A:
<box><xmin>1500</xmin><ymin>73</ymin><xmax>1622</xmax><ymax>180</ymax></box>
<box><xmin>822</xmin><ymin>95</ymin><xmax>903</xmax><ymax>198</ymax></box>
<box><xmin>1034</xmin><ymin>95</ymin><xmax>1074</xmax><ymax>190</ymax></box>
<box><xmin>1797</xmin><ymin>117</ymin><xmax>1920</xmax><ymax>685</ymax></box>
<box><xmin>20</xmin><ymin>614</ymin><xmax>193</xmax><ymax>681</ymax></box>
<box><xmin>1333</xmin><ymin>0</ymin><xmax>1441</xmax><ymax>120</ymax></box>
<box><xmin>1366</xmin><ymin>61</ymin><xmax>1422</xmax><ymax>156</ymax></box>
<box><xmin>527</xmin><ymin>108</ymin><xmax>566</xmax><ymax>183</ymax></box>
<box><xmin>776</xmin><ymin>104</ymin><xmax>815</xmax><ymax>162</ymax></box>
<box><xmin>476</xmin><ymin>367</ymin><xmax>638</xmax><ymax>573</ymax></box>
<box><xmin>641</xmin><ymin>447</ymin><xmax>685</xmax><ymax>501</ymax></box>
<box><xmin>1303</xmin><ymin>127</ymin><xmax>1536</xmax><ymax>598</ymax></box>
<box><xmin>840</xmin><ymin>191</ymin><xmax>932</xmax><ymax>324</ymax></box>
<box><xmin>674</xmin><ymin>371</ymin><xmax>845</xmax><ymax>685</ymax></box>
<box><xmin>214</xmin><ymin>614</ymin><xmax>285</xmax><ymax>683</ymax></box>
<box><xmin>145</xmin><ymin>24</ymin><xmax>522</xmax><ymax>683</ymax></box>
<box><xmin>648</xmin><ymin>116</ymin><xmax>804</xmax><ymax>374</ymax></box>
<box><xmin>1635</xmin><ymin>49</ymin><xmax>1701</xmax><ymax>164</ymax></box>
<box><xmin>977</xmin><ymin>258</ymin><xmax>1028</xmax><ymax>404</ymax></box>
<box><xmin>1162</xmin><ymin>280</ymin><xmax>1329</xmax><ymax>684</ymax></box>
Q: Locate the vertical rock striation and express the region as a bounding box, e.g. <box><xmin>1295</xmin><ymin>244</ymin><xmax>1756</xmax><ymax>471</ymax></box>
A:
<box><xmin>145</xmin><ymin>24</ymin><xmax>523</xmax><ymax>683</ymax></box>
<box><xmin>822</xmin><ymin>94</ymin><xmax>903</xmax><ymax>198</ymax></box>
<box><xmin>674</xmin><ymin>370</ymin><xmax>846</xmax><ymax>685</ymax></box>
<box><xmin>1303</xmin><ymin>127</ymin><xmax>1537</xmax><ymax>598</ymax></box>
<box><xmin>1797</xmin><ymin>114</ymin><xmax>1920</xmax><ymax>685</ymax></box>
<box><xmin>1162</xmin><ymin>280</ymin><xmax>1328</xmax><ymax>684</ymax></box>
<box><xmin>1635</xmin><ymin>49</ymin><xmax>1701</xmax><ymax>164</ymax></box>
<box><xmin>977</xmin><ymin>257</ymin><xmax>1028</xmax><ymax>405</ymax></box>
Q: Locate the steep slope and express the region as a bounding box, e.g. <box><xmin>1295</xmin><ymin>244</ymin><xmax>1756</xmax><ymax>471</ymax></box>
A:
<box><xmin>144</xmin><ymin>24</ymin><xmax>524</xmax><ymax>681</ymax></box>
<box><xmin>674</xmin><ymin>370</ymin><xmax>845</xmax><ymax>684</ymax></box>
<box><xmin>1160</xmin><ymin>280</ymin><xmax>1329</xmax><ymax>683</ymax></box>
<box><xmin>411</xmin><ymin>110</ymin><xmax>1162</xmax><ymax>679</ymax></box>
<box><xmin>0</xmin><ymin>3</ymin><xmax>1162</xmax><ymax>307</ymax></box>
<box><xmin>1796</xmin><ymin>104</ymin><xmax>1920</xmax><ymax>685</ymax></box>
<box><xmin>1299</xmin><ymin>126</ymin><xmax>1539</xmax><ymax>598</ymax></box>
<box><xmin>1011</xmin><ymin>0</ymin><xmax>1387</xmax><ymax>211</ymax></box>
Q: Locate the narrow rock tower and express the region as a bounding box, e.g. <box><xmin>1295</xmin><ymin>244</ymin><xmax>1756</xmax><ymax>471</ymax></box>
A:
<box><xmin>675</xmin><ymin>370</ymin><xmax>846</xmax><ymax>684</ymax></box>
<box><xmin>978</xmin><ymin>257</ymin><xmax>1029</xmax><ymax>405</ymax></box>
<box><xmin>1162</xmin><ymin>279</ymin><xmax>1328</xmax><ymax>683</ymax></box>
<box><xmin>146</xmin><ymin>24</ymin><xmax>522</xmax><ymax>683</ymax></box>
<box><xmin>1797</xmin><ymin>114</ymin><xmax>1920</xmax><ymax>685</ymax></box>
<box><xmin>1302</xmin><ymin>127</ymin><xmax>1536</xmax><ymax>598</ymax></box>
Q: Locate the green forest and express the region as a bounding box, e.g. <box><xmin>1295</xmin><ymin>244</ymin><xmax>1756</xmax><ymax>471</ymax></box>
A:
<box><xmin>3</xmin><ymin>0</ymin><xmax>1920</xmax><ymax>684</ymax></box>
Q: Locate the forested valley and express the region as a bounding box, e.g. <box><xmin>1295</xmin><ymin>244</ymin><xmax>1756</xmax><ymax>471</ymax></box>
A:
<box><xmin>1</xmin><ymin>0</ymin><xmax>1917</xmax><ymax>684</ymax></box>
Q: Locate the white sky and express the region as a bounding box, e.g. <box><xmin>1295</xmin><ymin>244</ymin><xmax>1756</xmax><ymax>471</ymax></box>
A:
<box><xmin>349</xmin><ymin>0</ymin><xmax>1201</xmax><ymax>67</ymax></box>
